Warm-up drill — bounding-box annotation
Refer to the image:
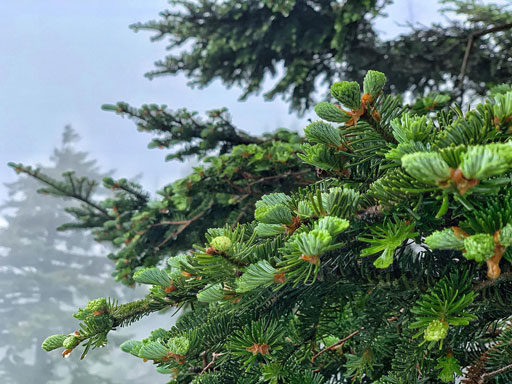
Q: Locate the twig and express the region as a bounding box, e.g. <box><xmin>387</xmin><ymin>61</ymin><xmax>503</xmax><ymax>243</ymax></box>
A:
<box><xmin>474</xmin><ymin>271</ymin><xmax>512</xmax><ymax>292</ymax></box>
<box><xmin>115</xmin><ymin>183</ymin><xmax>148</xmax><ymax>203</ymax></box>
<box><xmin>232</xmin><ymin>201</ymin><xmax>251</xmax><ymax>228</ymax></box>
<box><xmin>457</xmin><ymin>22</ymin><xmax>512</xmax><ymax>103</ymax></box>
<box><xmin>463</xmin><ymin>321</ymin><xmax>512</xmax><ymax>383</ymax></box>
<box><xmin>226</xmin><ymin>178</ymin><xmax>250</xmax><ymax>194</ymax></box>
<box><xmin>480</xmin><ymin>362</ymin><xmax>512</xmax><ymax>383</ymax></box>
<box><xmin>227</xmin><ymin>169</ymin><xmax>311</xmax><ymax>195</ymax></box>
<box><xmin>311</xmin><ymin>329</ymin><xmax>360</xmax><ymax>363</ymax></box>
<box><xmin>246</xmin><ymin>170</ymin><xmax>311</xmax><ymax>189</ymax></box>
<box><xmin>151</xmin><ymin>219</ymin><xmax>196</xmax><ymax>227</ymax></box>
<box><xmin>17</xmin><ymin>166</ymin><xmax>110</xmax><ymax>217</ymax></box>
<box><xmin>154</xmin><ymin>201</ymin><xmax>213</xmax><ymax>250</ymax></box>
<box><xmin>200</xmin><ymin>352</ymin><xmax>224</xmax><ymax>374</ymax></box>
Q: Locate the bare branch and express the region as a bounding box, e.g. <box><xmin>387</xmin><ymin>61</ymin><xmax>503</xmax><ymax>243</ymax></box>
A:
<box><xmin>457</xmin><ymin>22</ymin><xmax>512</xmax><ymax>102</ymax></box>
<box><xmin>311</xmin><ymin>329</ymin><xmax>361</xmax><ymax>363</ymax></box>
<box><xmin>154</xmin><ymin>201</ymin><xmax>213</xmax><ymax>250</ymax></box>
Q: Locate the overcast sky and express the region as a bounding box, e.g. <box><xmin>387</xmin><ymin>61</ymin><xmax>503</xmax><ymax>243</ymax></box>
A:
<box><xmin>0</xmin><ymin>0</ymin><xmax>446</xmax><ymax>205</ymax></box>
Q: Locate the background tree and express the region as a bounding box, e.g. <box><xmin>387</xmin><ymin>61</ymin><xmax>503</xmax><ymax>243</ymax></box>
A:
<box><xmin>0</xmin><ymin>127</ymin><xmax>163</xmax><ymax>383</ymax></box>
<box><xmin>132</xmin><ymin>0</ymin><xmax>512</xmax><ymax>111</ymax></box>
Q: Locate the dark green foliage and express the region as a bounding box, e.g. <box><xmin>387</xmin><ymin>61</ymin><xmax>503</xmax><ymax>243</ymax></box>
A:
<box><xmin>9</xmin><ymin>122</ymin><xmax>315</xmax><ymax>285</ymax></box>
<box><xmin>101</xmin><ymin>104</ymin><xmax>262</xmax><ymax>161</ymax></box>
<box><xmin>132</xmin><ymin>0</ymin><xmax>388</xmax><ymax>112</ymax></box>
<box><xmin>132</xmin><ymin>0</ymin><xmax>512</xmax><ymax>112</ymax></box>
<box><xmin>32</xmin><ymin>70</ymin><xmax>512</xmax><ymax>383</ymax></box>
<box><xmin>11</xmin><ymin>1</ymin><xmax>512</xmax><ymax>381</ymax></box>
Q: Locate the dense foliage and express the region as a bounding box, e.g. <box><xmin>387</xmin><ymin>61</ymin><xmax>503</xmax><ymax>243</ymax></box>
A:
<box><xmin>23</xmin><ymin>70</ymin><xmax>512</xmax><ymax>382</ymax></box>
<box><xmin>132</xmin><ymin>0</ymin><xmax>512</xmax><ymax>111</ymax></box>
<box><xmin>10</xmin><ymin>110</ymin><xmax>313</xmax><ymax>285</ymax></box>
<box><xmin>11</xmin><ymin>1</ymin><xmax>512</xmax><ymax>382</ymax></box>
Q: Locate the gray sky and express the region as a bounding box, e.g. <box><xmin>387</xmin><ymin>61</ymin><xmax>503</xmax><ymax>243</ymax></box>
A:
<box><xmin>0</xmin><ymin>0</ymin><xmax>445</xmax><ymax>205</ymax></box>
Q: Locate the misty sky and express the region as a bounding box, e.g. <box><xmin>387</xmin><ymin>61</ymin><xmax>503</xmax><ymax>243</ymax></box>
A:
<box><xmin>0</xmin><ymin>0</ymin><xmax>446</xmax><ymax>206</ymax></box>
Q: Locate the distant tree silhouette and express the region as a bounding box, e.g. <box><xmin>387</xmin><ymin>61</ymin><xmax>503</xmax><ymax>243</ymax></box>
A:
<box><xmin>0</xmin><ymin>126</ymin><xmax>163</xmax><ymax>384</ymax></box>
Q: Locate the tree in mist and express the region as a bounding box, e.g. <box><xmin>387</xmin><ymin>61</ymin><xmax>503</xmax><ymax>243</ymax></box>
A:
<box><xmin>0</xmin><ymin>126</ymin><xmax>162</xmax><ymax>384</ymax></box>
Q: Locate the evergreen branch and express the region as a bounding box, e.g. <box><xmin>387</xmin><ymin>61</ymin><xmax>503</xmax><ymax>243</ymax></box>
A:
<box><xmin>311</xmin><ymin>329</ymin><xmax>361</xmax><ymax>363</ymax></box>
<box><xmin>109</xmin><ymin>298</ymin><xmax>170</xmax><ymax>328</ymax></box>
<box><xmin>105</xmin><ymin>178</ymin><xmax>149</xmax><ymax>203</ymax></box>
<box><xmin>480</xmin><ymin>362</ymin><xmax>512</xmax><ymax>383</ymax></box>
<box><xmin>8</xmin><ymin>163</ymin><xmax>109</xmax><ymax>217</ymax></box>
<box><xmin>232</xmin><ymin>201</ymin><xmax>251</xmax><ymax>228</ymax></box>
<box><xmin>474</xmin><ymin>271</ymin><xmax>512</xmax><ymax>292</ymax></box>
<box><xmin>363</xmin><ymin>109</ymin><xmax>397</xmax><ymax>144</ymax></box>
<box><xmin>226</xmin><ymin>170</ymin><xmax>312</xmax><ymax>195</ymax></box>
<box><xmin>40</xmin><ymin>69</ymin><xmax>512</xmax><ymax>382</ymax></box>
<box><xmin>154</xmin><ymin>201</ymin><xmax>213</xmax><ymax>250</ymax></box>
<box><xmin>102</xmin><ymin>103</ymin><xmax>263</xmax><ymax>160</ymax></box>
<box><xmin>132</xmin><ymin>0</ymin><xmax>512</xmax><ymax>111</ymax></box>
<box><xmin>245</xmin><ymin>170</ymin><xmax>313</xmax><ymax>193</ymax></box>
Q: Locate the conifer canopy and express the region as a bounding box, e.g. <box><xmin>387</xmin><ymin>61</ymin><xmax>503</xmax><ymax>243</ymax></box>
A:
<box><xmin>11</xmin><ymin>1</ymin><xmax>512</xmax><ymax>382</ymax></box>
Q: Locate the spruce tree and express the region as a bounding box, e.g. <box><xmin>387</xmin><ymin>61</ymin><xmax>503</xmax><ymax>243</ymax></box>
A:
<box><xmin>9</xmin><ymin>1</ymin><xmax>512</xmax><ymax>383</ymax></box>
<box><xmin>0</xmin><ymin>127</ymin><xmax>161</xmax><ymax>383</ymax></box>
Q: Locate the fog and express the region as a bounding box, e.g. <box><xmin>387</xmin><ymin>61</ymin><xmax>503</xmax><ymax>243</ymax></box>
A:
<box><xmin>0</xmin><ymin>126</ymin><xmax>170</xmax><ymax>383</ymax></box>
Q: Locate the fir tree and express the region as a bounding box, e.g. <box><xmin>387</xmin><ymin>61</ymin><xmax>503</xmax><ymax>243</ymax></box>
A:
<box><xmin>23</xmin><ymin>72</ymin><xmax>512</xmax><ymax>383</ymax></box>
<box><xmin>0</xmin><ymin>127</ymin><xmax>161</xmax><ymax>383</ymax></box>
<box><xmin>9</xmin><ymin>2</ymin><xmax>512</xmax><ymax>383</ymax></box>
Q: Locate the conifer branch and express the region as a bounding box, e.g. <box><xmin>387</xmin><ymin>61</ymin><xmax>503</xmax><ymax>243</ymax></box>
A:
<box><xmin>311</xmin><ymin>329</ymin><xmax>361</xmax><ymax>363</ymax></box>
<box><xmin>109</xmin><ymin>298</ymin><xmax>171</xmax><ymax>327</ymax></box>
<box><xmin>480</xmin><ymin>363</ymin><xmax>512</xmax><ymax>383</ymax></box>
<box><xmin>9</xmin><ymin>163</ymin><xmax>109</xmax><ymax>217</ymax></box>
<box><xmin>245</xmin><ymin>170</ymin><xmax>313</xmax><ymax>192</ymax></box>
<box><xmin>232</xmin><ymin>201</ymin><xmax>251</xmax><ymax>228</ymax></box>
<box><xmin>107</xmin><ymin>180</ymin><xmax>148</xmax><ymax>203</ymax></box>
<box><xmin>154</xmin><ymin>201</ymin><xmax>213</xmax><ymax>250</ymax></box>
<box><xmin>363</xmin><ymin>110</ymin><xmax>397</xmax><ymax>144</ymax></box>
<box><xmin>38</xmin><ymin>69</ymin><xmax>512</xmax><ymax>382</ymax></box>
<box><xmin>102</xmin><ymin>103</ymin><xmax>263</xmax><ymax>160</ymax></box>
<box><xmin>474</xmin><ymin>271</ymin><xmax>512</xmax><ymax>292</ymax></box>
